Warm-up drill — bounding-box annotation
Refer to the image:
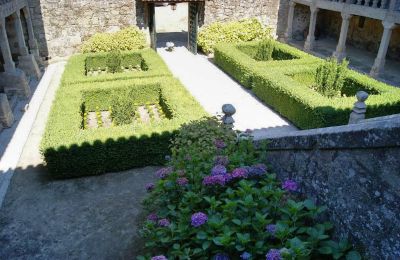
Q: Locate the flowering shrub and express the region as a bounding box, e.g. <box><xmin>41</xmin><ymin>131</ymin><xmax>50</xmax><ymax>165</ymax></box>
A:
<box><xmin>138</xmin><ymin>118</ymin><xmax>361</xmax><ymax>259</ymax></box>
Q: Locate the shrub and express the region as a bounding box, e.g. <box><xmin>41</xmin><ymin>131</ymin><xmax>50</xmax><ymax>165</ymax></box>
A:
<box><xmin>41</xmin><ymin>73</ymin><xmax>207</xmax><ymax>178</ymax></box>
<box><xmin>107</xmin><ymin>50</ymin><xmax>123</xmax><ymax>73</ymax></box>
<box><xmin>254</xmin><ymin>38</ymin><xmax>275</xmax><ymax>61</ymax></box>
<box><xmin>214</xmin><ymin>41</ymin><xmax>400</xmax><ymax>129</ymax></box>
<box><xmin>138</xmin><ymin>118</ymin><xmax>361</xmax><ymax>259</ymax></box>
<box><xmin>63</xmin><ymin>49</ymin><xmax>171</xmax><ymax>85</ymax></box>
<box><xmin>197</xmin><ymin>18</ymin><xmax>271</xmax><ymax>54</ymax></box>
<box><xmin>81</xmin><ymin>27</ymin><xmax>146</xmax><ymax>53</ymax></box>
<box><xmin>314</xmin><ymin>58</ymin><xmax>349</xmax><ymax>98</ymax></box>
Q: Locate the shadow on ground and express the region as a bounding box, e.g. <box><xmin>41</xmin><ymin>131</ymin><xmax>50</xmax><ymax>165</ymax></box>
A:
<box><xmin>0</xmin><ymin>164</ymin><xmax>159</xmax><ymax>259</ymax></box>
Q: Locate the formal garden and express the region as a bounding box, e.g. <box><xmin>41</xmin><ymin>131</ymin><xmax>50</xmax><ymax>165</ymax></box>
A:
<box><xmin>36</xmin><ymin>18</ymin><xmax>400</xmax><ymax>259</ymax></box>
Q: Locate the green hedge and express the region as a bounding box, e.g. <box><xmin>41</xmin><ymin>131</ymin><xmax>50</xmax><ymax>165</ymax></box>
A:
<box><xmin>214</xmin><ymin>41</ymin><xmax>400</xmax><ymax>129</ymax></box>
<box><xmin>62</xmin><ymin>49</ymin><xmax>170</xmax><ymax>85</ymax></box>
<box><xmin>41</xmin><ymin>75</ymin><xmax>207</xmax><ymax>178</ymax></box>
<box><xmin>85</xmin><ymin>52</ymin><xmax>144</xmax><ymax>71</ymax></box>
<box><xmin>197</xmin><ymin>18</ymin><xmax>271</xmax><ymax>54</ymax></box>
<box><xmin>214</xmin><ymin>41</ymin><xmax>321</xmax><ymax>88</ymax></box>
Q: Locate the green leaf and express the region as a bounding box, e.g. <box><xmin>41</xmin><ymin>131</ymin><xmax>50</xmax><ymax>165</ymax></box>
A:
<box><xmin>173</xmin><ymin>243</ymin><xmax>180</xmax><ymax>250</ymax></box>
<box><xmin>213</xmin><ymin>237</ymin><xmax>223</xmax><ymax>246</ymax></box>
<box><xmin>318</xmin><ymin>246</ymin><xmax>333</xmax><ymax>254</ymax></box>
<box><xmin>202</xmin><ymin>241</ymin><xmax>211</xmax><ymax>250</ymax></box>
<box><xmin>232</xmin><ymin>219</ymin><xmax>241</xmax><ymax>225</ymax></box>
<box><xmin>196</xmin><ymin>231</ymin><xmax>207</xmax><ymax>240</ymax></box>
<box><xmin>346</xmin><ymin>251</ymin><xmax>362</xmax><ymax>260</ymax></box>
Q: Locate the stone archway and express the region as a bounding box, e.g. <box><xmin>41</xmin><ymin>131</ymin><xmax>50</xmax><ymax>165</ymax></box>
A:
<box><xmin>142</xmin><ymin>0</ymin><xmax>206</xmax><ymax>54</ymax></box>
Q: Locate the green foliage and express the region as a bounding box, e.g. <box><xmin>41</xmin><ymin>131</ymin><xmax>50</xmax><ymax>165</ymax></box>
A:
<box><xmin>41</xmin><ymin>63</ymin><xmax>207</xmax><ymax>177</ymax></box>
<box><xmin>197</xmin><ymin>18</ymin><xmax>271</xmax><ymax>54</ymax></box>
<box><xmin>314</xmin><ymin>58</ymin><xmax>349</xmax><ymax>98</ymax></box>
<box><xmin>63</xmin><ymin>49</ymin><xmax>171</xmax><ymax>85</ymax></box>
<box><xmin>106</xmin><ymin>50</ymin><xmax>123</xmax><ymax>73</ymax></box>
<box><xmin>139</xmin><ymin>118</ymin><xmax>361</xmax><ymax>259</ymax></box>
<box><xmin>214</xmin><ymin>41</ymin><xmax>400</xmax><ymax>129</ymax></box>
<box><xmin>81</xmin><ymin>27</ymin><xmax>146</xmax><ymax>53</ymax></box>
<box><xmin>254</xmin><ymin>38</ymin><xmax>275</xmax><ymax>61</ymax></box>
<box><xmin>110</xmin><ymin>94</ymin><xmax>135</xmax><ymax>125</ymax></box>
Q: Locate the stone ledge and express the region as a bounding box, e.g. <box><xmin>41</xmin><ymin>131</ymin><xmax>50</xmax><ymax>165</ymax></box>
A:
<box><xmin>255</xmin><ymin>114</ymin><xmax>400</xmax><ymax>150</ymax></box>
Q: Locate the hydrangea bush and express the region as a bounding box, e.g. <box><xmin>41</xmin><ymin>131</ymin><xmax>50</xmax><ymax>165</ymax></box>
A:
<box><xmin>138</xmin><ymin>118</ymin><xmax>361</xmax><ymax>259</ymax></box>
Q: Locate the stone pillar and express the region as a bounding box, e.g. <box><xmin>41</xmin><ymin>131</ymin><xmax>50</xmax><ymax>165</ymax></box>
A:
<box><xmin>370</xmin><ymin>22</ymin><xmax>396</xmax><ymax>77</ymax></box>
<box><xmin>222</xmin><ymin>104</ymin><xmax>236</xmax><ymax>128</ymax></box>
<box><xmin>304</xmin><ymin>6</ymin><xmax>319</xmax><ymax>51</ymax></box>
<box><xmin>22</xmin><ymin>7</ymin><xmax>40</xmax><ymax>62</ymax></box>
<box><xmin>11</xmin><ymin>11</ymin><xmax>29</xmax><ymax>56</ymax></box>
<box><xmin>0</xmin><ymin>18</ymin><xmax>30</xmax><ymax>97</ymax></box>
<box><xmin>11</xmin><ymin>10</ymin><xmax>42</xmax><ymax>80</ymax></box>
<box><xmin>333</xmin><ymin>13</ymin><xmax>352</xmax><ymax>61</ymax></box>
<box><xmin>284</xmin><ymin>1</ymin><xmax>296</xmax><ymax>42</ymax></box>
<box><xmin>0</xmin><ymin>18</ymin><xmax>16</xmax><ymax>73</ymax></box>
<box><xmin>0</xmin><ymin>93</ymin><xmax>14</xmax><ymax>128</ymax></box>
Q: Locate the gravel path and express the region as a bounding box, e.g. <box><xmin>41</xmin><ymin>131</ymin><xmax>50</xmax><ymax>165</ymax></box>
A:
<box><xmin>157</xmin><ymin>46</ymin><xmax>297</xmax><ymax>137</ymax></box>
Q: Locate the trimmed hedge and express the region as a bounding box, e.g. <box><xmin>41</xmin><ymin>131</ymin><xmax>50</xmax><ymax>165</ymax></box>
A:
<box><xmin>85</xmin><ymin>52</ymin><xmax>144</xmax><ymax>72</ymax></box>
<box><xmin>41</xmin><ymin>75</ymin><xmax>207</xmax><ymax>178</ymax></box>
<box><xmin>62</xmin><ymin>49</ymin><xmax>170</xmax><ymax>85</ymax></box>
<box><xmin>214</xmin><ymin>41</ymin><xmax>400</xmax><ymax>129</ymax></box>
<box><xmin>214</xmin><ymin>41</ymin><xmax>321</xmax><ymax>88</ymax></box>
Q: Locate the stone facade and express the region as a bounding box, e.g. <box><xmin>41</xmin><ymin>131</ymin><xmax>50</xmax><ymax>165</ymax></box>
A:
<box><xmin>27</xmin><ymin>0</ymin><xmax>138</xmax><ymax>58</ymax></box>
<box><xmin>24</xmin><ymin>0</ymin><xmax>287</xmax><ymax>57</ymax></box>
<box><xmin>256</xmin><ymin>115</ymin><xmax>400</xmax><ymax>259</ymax></box>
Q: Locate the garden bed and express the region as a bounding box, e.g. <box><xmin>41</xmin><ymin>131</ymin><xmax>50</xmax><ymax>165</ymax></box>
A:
<box><xmin>41</xmin><ymin>75</ymin><xmax>206</xmax><ymax>178</ymax></box>
<box><xmin>214</xmin><ymin>41</ymin><xmax>400</xmax><ymax>129</ymax></box>
<box><xmin>61</xmin><ymin>49</ymin><xmax>171</xmax><ymax>85</ymax></box>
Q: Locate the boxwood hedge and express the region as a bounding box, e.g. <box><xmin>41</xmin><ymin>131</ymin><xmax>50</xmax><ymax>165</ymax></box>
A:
<box><xmin>41</xmin><ymin>59</ymin><xmax>206</xmax><ymax>178</ymax></box>
<box><xmin>62</xmin><ymin>49</ymin><xmax>171</xmax><ymax>85</ymax></box>
<box><xmin>214</xmin><ymin>41</ymin><xmax>400</xmax><ymax>129</ymax></box>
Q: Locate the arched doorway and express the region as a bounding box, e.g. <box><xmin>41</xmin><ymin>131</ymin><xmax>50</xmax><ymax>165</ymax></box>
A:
<box><xmin>142</xmin><ymin>0</ymin><xmax>205</xmax><ymax>54</ymax></box>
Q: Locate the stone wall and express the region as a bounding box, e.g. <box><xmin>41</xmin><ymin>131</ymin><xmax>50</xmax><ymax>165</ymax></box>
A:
<box><xmin>256</xmin><ymin>115</ymin><xmax>400</xmax><ymax>259</ymax></box>
<box><xmin>27</xmin><ymin>0</ymin><xmax>138</xmax><ymax>58</ymax></box>
<box><xmin>202</xmin><ymin>0</ymin><xmax>287</xmax><ymax>36</ymax></box>
<box><xmin>317</xmin><ymin>10</ymin><xmax>400</xmax><ymax>61</ymax></box>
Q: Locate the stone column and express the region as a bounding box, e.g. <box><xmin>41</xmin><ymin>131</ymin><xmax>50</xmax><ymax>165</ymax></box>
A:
<box><xmin>11</xmin><ymin>11</ymin><xmax>29</xmax><ymax>56</ymax></box>
<box><xmin>284</xmin><ymin>1</ymin><xmax>296</xmax><ymax>42</ymax></box>
<box><xmin>0</xmin><ymin>93</ymin><xmax>14</xmax><ymax>128</ymax></box>
<box><xmin>333</xmin><ymin>13</ymin><xmax>352</xmax><ymax>61</ymax></box>
<box><xmin>304</xmin><ymin>6</ymin><xmax>319</xmax><ymax>51</ymax></box>
<box><xmin>22</xmin><ymin>7</ymin><xmax>40</xmax><ymax>60</ymax></box>
<box><xmin>0</xmin><ymin>18</ymin><xmax>30</xmax><ymax>97</ymax></box>
<box><xmin>370</xmin><ymin>22</ymin><xmax>396</xmax><ymax>77</ymax></box>
<box><xmin>11</xmin><ymin>10</ymin><xmax>41</xmax><ymax>80</ymax></box>
<box><xmin>0</xmin><ymin>18</ymin><xmax>16</xmax><ymax>73</ymax></box>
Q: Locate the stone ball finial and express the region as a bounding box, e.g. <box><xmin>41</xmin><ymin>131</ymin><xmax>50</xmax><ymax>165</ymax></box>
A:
<box><xmin>356</xmin><ymin>91</ymin><xmax>369</xmax><ymax>102</ymax></box>
<box><xmin>222</xmin><ymin>104</ymin><xmax>236</xmax><ymax>116</ymax></box>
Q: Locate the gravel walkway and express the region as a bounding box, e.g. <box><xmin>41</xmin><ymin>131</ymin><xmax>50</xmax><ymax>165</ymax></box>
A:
<box><xmin>157</xmin><ymin>46</ymin><xmax>297</xmax><ymax>137</ymax></box>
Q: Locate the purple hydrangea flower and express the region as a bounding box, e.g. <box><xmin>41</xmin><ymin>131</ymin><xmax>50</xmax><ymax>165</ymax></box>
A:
<box><xmin>214</xmin><ymin>155</ymin><xmax>229</xmax><ymax>166</ymax></box>
<box><xmin>213</xmin><ymin>253</ymin><xmax>230</xmax><ymax>260</ymax></box>
<box><xmin>266</xmin><ymin>249</ymin><xmax>282</xmax><ymax>260</ymax></box>
<box><xmin>240</xmin><ymin>252</ymin><xmax>252</xmax><ymax>259</ymax></box>
<box><xmin>282</xmin><ymin>179</ymin><xmax>298</xmax><ymax>192</ymax></box>
<box><xmin>202</xmin><ymin>175</ymin><xmax>226</xmax><ymax>186</ymax></box>
<box><xmin>214</xmin><ymin>139</ymin><xmax>226</xmax><ymax>149</ymax></box>
<box><xmin>145</xmin><ymin>183</ymin><xmax>155</xmax><ymax>192</ymax></box>
<box><xmin>211</xmin><ymin>165</ymin><xmax>227</xmax><ymax>176</ymax></box>
<box><xmin>248</xmin><ymin>163</ymin><xmax>268</xmax><ymax>176</ymax></box>
<box><xmin>191</xmin><ymin>212</ymin><xmax>208</xmax><ymax>227</ymax></box>
<box><xmin>158</xmin><ymin>218</ymin><xmax>170</xmax><ymax>227</ymax></box>
<box><xmin>152</xmin><ymin>256</ymin><xmax>168</xmax><ymax>260</ymax></box>
<box><xmin>147</xmin><ymin>213</ymin><xmax>158</xmax><ymax>222</ymax></box>
<box><xmin>266</xmin><ymin>224</ymin><xmax>277</xmax><ymax>235</ymax></box>
<box><xmin>245</xmin><ymin>129</ymin><xmax>253</xmax><ymax>134</ymax></box>
<box><xmin>176</xmin><ymin>177</ymin><xmax>189</xmax><ymax>186</ymax></box>
<box><xmin>156</xmin><ymin>167</ymin><xmax>173</xmax><ymax>179</ymax></box>
<box><xmin>231</xmin><ymin>167</ymin><xmax>249</xmax><ymax>179</ymax></box>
